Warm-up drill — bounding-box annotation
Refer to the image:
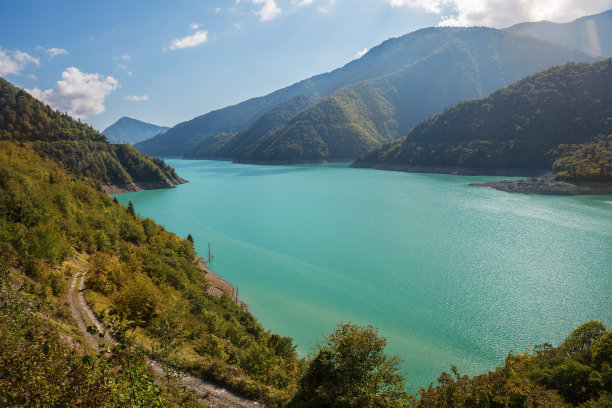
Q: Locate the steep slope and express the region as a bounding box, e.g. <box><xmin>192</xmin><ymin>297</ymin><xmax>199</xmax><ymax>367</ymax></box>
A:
<box><xmin>137</xmin><ymin>24</ymin><xmax>563</xmax><ymax>157</ymax></box>
<box><xmin>0</xmin><ymin>77</ymin><xmax>183</xmax><ymax>191</ymax></box>
<box><xmin>0</xmin><ymin>141</ymin><xmax>302</xmax><ymax>407</ymax></box>
<box><xmin>236</xmin><ymin>27</ymin><xmax>596</xmax><ymax>164</ymax></box>
<box><xmin>184</xmin><ymin>93</ymin><xmax>321</xmax><ymax>159</ymax></box>
<box><xmin>507</xmin><ymin>9</ymin><xmax>612</xmax><ymax>56</ymax></box>
<box><xmin>353</xmin><ymin>58</ymin><xmax>612</xmax><ymax>182</ymax></box>
<box><xmin>102</xmin><ymin>116</ymin><xmax>170</xmax><ymax>145</ymax></box>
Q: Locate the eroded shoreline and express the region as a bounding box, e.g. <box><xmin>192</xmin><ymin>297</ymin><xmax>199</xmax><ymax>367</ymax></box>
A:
<box><xmin>471</xmin><ymin>179</ymin><xmax>612</xmax><ymax>195</ymax></box>
<box><xmin>102</xmin><ymin>177</ymin><xmax>187</xmax><ymax>194</ymax></box>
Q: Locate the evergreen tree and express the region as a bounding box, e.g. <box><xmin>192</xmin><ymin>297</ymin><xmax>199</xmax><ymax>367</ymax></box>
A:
<box><xmin>127</xmin><ymin>200</ymin><xmax>135</xmax><ymax>217</ymax></box>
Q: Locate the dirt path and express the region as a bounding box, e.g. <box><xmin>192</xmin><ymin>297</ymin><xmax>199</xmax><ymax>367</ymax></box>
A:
<box><xmin>68</xmin><ymin>271</ymin><xmax>264</xmax><ymax>408</ymax></box>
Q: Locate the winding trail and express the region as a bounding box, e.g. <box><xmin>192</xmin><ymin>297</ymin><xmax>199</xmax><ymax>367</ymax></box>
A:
<box><xmin>68</xmin><ymin>271</ymin><xmax>264</xmax><ymax>408</ymax></box>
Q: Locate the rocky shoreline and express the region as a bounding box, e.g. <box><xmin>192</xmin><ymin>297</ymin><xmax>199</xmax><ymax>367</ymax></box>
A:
<box><xmin>102</xmin><ymin>176</ymin><xmax>187</xmax><ymax>194</ymax></box>
<box><xmin>471</xmin><ymin>179</ymin><xmax>612</xmax><ymax>195</ymax></box>
<box><xmin>351</xmin><ymin>163</ymin><xmax>612</xmax><ymax>195</ymax></box>
<box><xmin>350</xmin><ymin>162</ymin><xmax>548</xmax><ymax>177</ymax></box>
<box><xmin>233</xmin><ymin>158</ymin><xmax>355</xmax><ymax>165</ymax></box>
<box><xmin>198</xmin><ymin>258</ymin><xmax>247</xmax><ymax>310</ymax></box>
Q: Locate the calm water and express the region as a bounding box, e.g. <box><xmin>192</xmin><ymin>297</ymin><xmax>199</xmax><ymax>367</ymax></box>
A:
<box><xmin>116</xmin><ymin>160</ymin><xmax>612</xmax><ymax>389</ymax></box>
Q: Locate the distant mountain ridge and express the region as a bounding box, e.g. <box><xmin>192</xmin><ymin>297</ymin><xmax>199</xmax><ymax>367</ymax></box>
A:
<box><xmin>506</xmin><ymin>9</ymin><xmax>612</xmax><ymax>56</ymax></box>
<box><xmin>353</xmin><ymin>58</ymin><xmax>612</xmax><ymax>182</ymax></box>
<box><xmin>181</xmin><ymin>27</ymin><xmax>596</xmax><ymax>164</ymax></box>
<box><xmin>102</xmin><ymin>117</ymin><xmax>169</xmax><ymax>145</ymax></box>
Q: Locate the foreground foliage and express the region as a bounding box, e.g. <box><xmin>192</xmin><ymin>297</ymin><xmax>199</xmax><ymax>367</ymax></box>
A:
<box><xmin>0</xmin><ymin>142</ymin><xmax>300</xmax><ymax>406</ymax></box>
<box><xmin>291</xmin><ymin>323</ymin><xmax>413</xmax><ymax>408</ymax></box>
<box><xmin>417</xmin><ymin>321</ymin><xmax>612</xmax><ymax>408</ymax></box>
<box><xmin>0</xmin><ymin>263</ymin><xmax>201</xmax><ymax>408</ymax></box>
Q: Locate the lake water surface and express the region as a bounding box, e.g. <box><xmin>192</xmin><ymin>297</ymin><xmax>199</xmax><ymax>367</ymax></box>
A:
<box><xmin>116</xmin><ymin>160</ymin><xmax>612</xmax><ymax>389</ymax></box>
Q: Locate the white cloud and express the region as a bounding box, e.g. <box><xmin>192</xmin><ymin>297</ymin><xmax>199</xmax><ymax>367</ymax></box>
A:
<box><xmin>47</xmin><ymin>48</ymin><xmax>68</xmax><ymax>58</ymax></box>
<box><xmin>124</xmin><ymin>94</ymin><xmax>149</xmax><ymax>101</ymax></box>
<box><xmin>252</xmin><ymin>0</ymin><xmax>282</xmax><ymax>21</ymax></box>
<box><xmin>190</xmin><ymin>22</ymin><xmax>200</xmax><ymax>30</ymax></box>
<box><xmin>388</xmin><ymin>0</ymin><xmax>612</xmax><ymax>28</ymax></box>
<box><xmin>26</xmin><ymin>67</ymin><xmax>118</xmax><ymax>119</ymax></box>
<box><xmin>0</xmin><ymin>48</ymin><xmax>39</xmax><ymax>76</ymax></box>
<box><xmin>355</xmin><ymin>48</ymin><xmax>369</xmax><ymax>59</ymax></box>
<box><xmin>292</xmin><ymin>0</ymin><xmax>315</xmax><ymax>5</ymax></box>
<box><xmin>121</xmin><ymin>53</ymin><xmax>130</xmax><ymax>61</ymax></box>
<box><xmin>167</xmin><ymin>29</ymin><xmax>209</xmax><ymax>51</ymax></box>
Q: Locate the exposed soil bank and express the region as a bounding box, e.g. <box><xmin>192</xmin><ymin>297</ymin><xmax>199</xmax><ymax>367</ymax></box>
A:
<box><xmin>351</xmin><ymin>163</ymin><xmax>612</xmax><ymax>195</ymax></box>
<box><xmin>102</xmin><ymin>177</ymin><xmax>187</xmax><ymax>194</ymax></box>
<box><xmin>471</xmin><ymin>179</ymin><xmax>612</xmax><ymax>195</ymax></box>
<box><xmin>234</xmin><ymin>158</ymin><xmax>354</xmax><ymax>165</ymax></box>
<box><xmin>350</xmin><ymin>162</ymin><xmax>548</xmax><ymax>177</ymax></box>
<box><xmin>198</xmin><ymin>257</ymin><xmax>248</xmax><ymax>310</ymax></box>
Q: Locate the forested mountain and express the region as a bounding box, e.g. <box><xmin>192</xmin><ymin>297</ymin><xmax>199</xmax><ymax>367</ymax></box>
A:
<box><xmin>232</xmin><ymin>27</ymin><xmax>596</xmax><ymax>163</ymax></box>
<box><xmin>353</xmin><ymin>59</ymin><xmax>612</xmax><ymax>182</ymax></box>
<box><xmin>0</xmin><ymin>77</ymin><xmax>181</xmax><ymax>188</ymax></box>
<box><xmin>138</xmin><ymin>27</ymin><xmax>594</xmax><ymax>162</ymax></box>
<box><xmin>137</xmin><ymin>24</ymin><xmax>484</xmax><ymax>158</ymax></box>
<box><xmin>507</xmin><ymin>9</ymin><xmax>612</xmax><ymax>57</ymax></box>
<box><xmin>102</xmin><ymin>116</ymin><xmax>169</xmax><ymax>145</ymax></box>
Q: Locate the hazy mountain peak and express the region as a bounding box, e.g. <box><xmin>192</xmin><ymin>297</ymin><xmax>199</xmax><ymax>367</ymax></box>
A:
<box><xmin>103</xmin><ymin>117</ymin><xmax>170</xmax><ymax>145</ymax></box>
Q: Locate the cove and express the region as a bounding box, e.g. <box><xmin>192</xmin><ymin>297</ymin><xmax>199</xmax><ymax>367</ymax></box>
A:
<box><xmin>115</xmin><ymin>159</ymin><xmax>612</xmax><ymax>390</ymax></box>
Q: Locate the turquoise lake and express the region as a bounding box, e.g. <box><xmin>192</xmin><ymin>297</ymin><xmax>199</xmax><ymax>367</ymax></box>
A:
<box><xmin>115</xmin><ymin>159</ymin><xmax>612</xmax><ymax>390</ymax></box>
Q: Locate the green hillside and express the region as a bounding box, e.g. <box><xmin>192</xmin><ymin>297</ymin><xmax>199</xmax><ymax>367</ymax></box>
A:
<box><xmin>0</xmin><ymin>140</ymin><xmax>303</xmax><ymax>406</ymax></box>
<box><xmin>353</xmin><ymin>59</ymin><xmax>612</xmax><ymax>182</ymax></box>
<box><xmin>184</xmin><ymin>93</ymin><xmax>321</xmax><ymax>159</ymax></box>
<box><xmin>235</xmin><ymin>79</ymin><xmax>399</xmax><ymax>163</ymax></box>
<box><xmin>0</xmin><ymin>77</ymin><xmax>181</xmax><ymax>188</ymax></box>
<box><xmin>102</xmin><ymin>116</ymin><xmax>170</xmax><ymax>145</ymax></box>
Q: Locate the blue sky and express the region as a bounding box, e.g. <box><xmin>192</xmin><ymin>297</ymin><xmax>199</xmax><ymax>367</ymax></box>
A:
<box><xmin>1</xmin><ymin>0</ymin><xmax>610</xmax><ymax>131</ymax></box>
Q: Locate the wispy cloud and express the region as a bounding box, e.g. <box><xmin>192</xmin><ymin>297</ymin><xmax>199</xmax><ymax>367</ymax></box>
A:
<box><xmin>388</xmin><ymin>0</ymin><xmax>612</xmax><ymax>28</ymax></box>
<box><xmin>47</xmin><ymin>47</ymin><xmax>68</xmax><ymax>58</ymax></box>
<box><xmin>252</xmin><ymin>0</ymin><xmax>282</xmax><ymax>21</ymax></box>
<box><xmin>292</xmin><ymin>0</ymin><xmax>315</xmax><ymax>5</ymax></box>
<box><xmin>166</xmin><ymin>26</ymin><xmax>209</xmax><ymax>51</ymax></box>
<box><xmin>115</xmin><ymin>64</ymin><xmax>132</xmax><ymax>77</ymax></box>
<box><xmin>26</xmin><ymin>67</ymin><xmax>118</xmax><ymax>119</ymax></box>
<box><xmin>355</xmin><ymin>48</ymin><xmax>368</xmax><ymax>59</ymax></box>
<box><xmin>124</xmin><ymin>94</ymin><xmax>149</xmax><ymax>101</ymax></box>
<box><xmin>0</xmin><ymin>48</ymin><xmax>39</xmax><ymax>76</ymax></box>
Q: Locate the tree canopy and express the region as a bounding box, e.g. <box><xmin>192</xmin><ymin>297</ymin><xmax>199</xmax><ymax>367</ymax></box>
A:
<box><xmin>291</xmin><ymin>323</ymin><xmax>412</xmax><ymax>408</ymax></box>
